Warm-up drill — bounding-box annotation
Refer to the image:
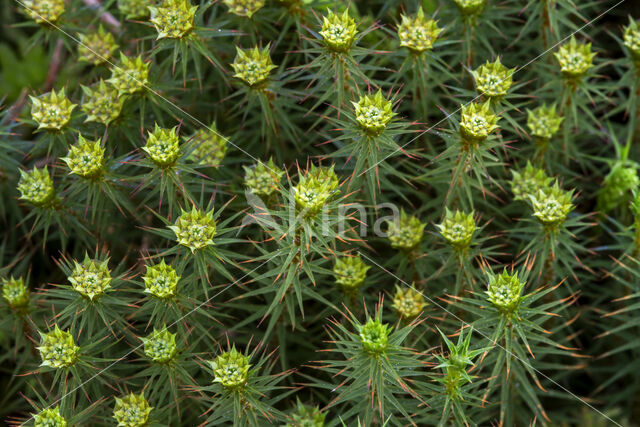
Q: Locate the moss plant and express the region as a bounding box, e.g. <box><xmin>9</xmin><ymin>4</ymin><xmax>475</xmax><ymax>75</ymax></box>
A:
<box><xmin>2</xmin><ymin>1</ymin><xmax>640</xmax><ymax>426</ymax></box>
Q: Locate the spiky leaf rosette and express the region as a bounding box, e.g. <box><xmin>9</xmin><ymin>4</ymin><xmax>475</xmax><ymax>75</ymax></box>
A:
<box><xmin>333</xmin><ymin>254</ymin><xmax>370</xmax><ymax>293</ymax></box>
<box><xmin>17</xmin><ymin>167</ymin><xmax>56</xmax><ymax>207</ymax></box>
<box><xmin>527</xmin><ymin>104</ymin><xmax>563</xmax><ymax>140</ymax></box>
<box><xmin>188</xmin><ymin>124</ymin><xmax>227</xmax><ymax>166</ymax></box>
<box><xmin>386</xmin><ymin>210</ymin><xmax>425</xmax><ymax>251</ymax></box>
<box><xmin>112</xmin><ymin>392</ymin><xmax>153</xmax><ymax>427</ymax></box>
<box><xmin>352</xmin><ymin>90</ymin><xmax>395</xmax><ymax>137</ymax></box>
<box><xmin>554</xmin><ymin>36</ymin><xmax>596</xmax><ymax>79</ymax></box>
<box><xmin>142</xmin><ymin>124</ymin><xmax>182</xmax><ymax>168</ymax></box>
<box><xmin>472</xmin><ymin>58</ymin><xmax>515</xmax><ymax>99</ymax></box>
<box><xmin>459</xmin><ymin>101</ymin><xmax>500</xmax><ymax>145</ymax></box>
<box><xmin>223</xmin><ymin>0</ymin><xmax>264</xmax><ymax>18</ymax></box>
<box><xmin>61</xmin><ymin>135</ymin><xmax>106</xmax><ymax>179</ymax></box>
<box><xmin>67</xmin><ymin>255</ymin><xmax>112</xmax><ymax>300</ymax></box>
<box><xmin>78</xmin><ymin>26</ymin><xmax>118</xmax><ymax>65</ymax></box>
<box><xmin>292</xmin><ymin>165</ymin><xmax>340</xmax><ymax>217</ymax></box>
<box><xmin>108</xmin><ymin>54</ymin><xmax>150</xmax><ymax>95</ymax></box>
<box><xmin>168</xmin><ymin>207</ymin><xmax>217</xmax><ymax>253</ymax></box>
<box><xmin>142</xmin><ymin>326</ymin><xmax>177</xmax><ymax>364</ymax></box>
<box><xmin>29</xmin><ymin>89</ymin><xmax>76</xmax><ymax>132</ymax></box>
<box><xmin>81</xmin><ymin>80</ymin><xmax>126</xmax><ymax>125</ymax></box>
<box><xmin>38</xmin><ymin>325</ymin><xmax>79</xmax><ymax>369</ymax></box>
<box><xmin>33</xmin><ymin>407</ymin><xmax>67</xmax><ymax>427</ymax></box>
<box><xmin>23</xmin><ymin>0</ymin><xmax>65</xmax><ymax>23</ymax></box>
<box><xmin>437</xmin><ymin>209</ymin><xmax>476</xmax><ymax>251</ymax></box>
<box><xmin>392</xmin><ymin>285</ymin><xmax>426</xmax><ymax>320</ymax></box>
<box><xmin>243</xmin><ymin>158</ymin><xmax>284</xmax><ymax>197</ymax></box>
<box><xmin>2</xmin><ymin>276</ymin><xmax>30</xmax><ymax>310</ymax></box>
<box><xmin>319</xmin><ymin>9</ymin><xmax>358</xmax><ymax>53</ymax></box>
<box><xmin>143</xmin><ymin>259</ymin><xmax>179</xmax><ymax>299</ymax></box>
<box><xmin>149</xmin><ymin>0</ymin><xmax>197</xmax><ymax>40</ymax></box>
<box><xmin>231</xmin><ymin>45</ymin><xmax>277</xmax><ymax>88</ymax></box>
<box><xmin>397</xmin><ymin>7</ymin><xmax>443</xmax><ymax>54</ymax></box>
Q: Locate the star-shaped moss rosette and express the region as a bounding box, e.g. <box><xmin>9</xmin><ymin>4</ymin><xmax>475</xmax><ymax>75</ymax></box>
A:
<box><xmin>168</xmin><ymin>207</ymin><xmax>217</xmax><ymax>253</ymax></box>
<box><xmin>386</xmin><ymin>210</ymin><xmax>425</xmax><ymax>251</ymax></box>
<box><xmin>29</xmin><ymin>88</ymin><xmax>76</xmax><ymax>132</ymax></box>
<box><xmin>67</xmin><ymin>255</ymin><xmax>112</xmax><ymax>301</ymax></box>
<box><xmin>333</xmin><ymin>255</ymin><xmax>370</xmax><ymax>293</ymax></box>
<box><xmin>529</xmin><ymin>183</ymin><xmax>575</xmax><ymax>228</ymax></box>
<box><xmin>38</xmin><ymin>325</ymin><xmax>79</xmax><ymax>369</ymax></box>
<box><xmin>81</xmin><ymin>80</ymin><xmax>126</xmax><ymax>125</ymax></box>
<box><xmin>113</xmin><ymin>392</ymin><xmax>153</xmax><ymax>427</ymax></box>
<box><xmin>598</xmin><ymin>163</ymin><xmax>639</xmax><ymax>213</ymax></box>
<box><xmin>472</xmin><ymin>58</ymin><xmax>515</xmax><ymax>99</ymax></box>
<box><xmin>17</xmin><ymin>167</ymin><xmax>56</xmax><ymax>207</ymax></box>
<box><xmin>223</xmin><ymin>0</ymin><xmax>264</xmax><ymax>18</ymax></box>
<box><xmin>149</xmin><ymin>0</ymin><xmax>197</xmax><ymax>40</ymax></box>
<box><xmin>209</xmin><ymin>345</ymin><xmax>251</xmax><ymax>390</ymax></box>
<box><xmin>117</xmin><ymin>0</ymin><xmax>150</xmax><ymax>20</ymax></box>
<box><xmin>397</xmin><ymin>7</ymin><xmax>443</xmax><ymax>54</ymax></box>
<box><xmin>554</xmin><ymin>36</ymin><xmax>596</xmax><ymax>80</ymax></box>
<box><xmin>143</xmin><ymin>259</ymin><xmax>180</xmax><ymax>299</ymax></box>
<box><xmin>437</xmin><ymin>209</ymin><xmax>476</xmax><ymax>251</ymax></box>
<box><xmin>358</xmin><ymin>318</ymin><xmax>390</xmax><ymax>355</ymax></box>
<box><xmin>392</xmin><ymin>285</ymin><xmax>425</xmax><ymax>320</ymax></box>
<box><xmin>2</xmin><ymin>276</ymin><xmax>30</xmax><ymax>310</ymax></box>
<box><xmin>142</xmin><ymin>326</ymin><xmax>178</xmax><ymax>363</ymax></box>
<box><xmin>510</xmin><ymin>162</ymin><xmax>553</xmax><ymax>202</ymax></box>
<box><xmin>243</xmin><ymin>158</ymin><xmax>284</xmax><ymax>197</ymax></box>
<box><xmin>453</xmin><ymin>0</ymin><xmax>485</xmax><ymax>16</ymax></box>
<box><xmin>292</xmin><ymin>165</ymin><xmax>340</xmax><ymax>217</ymax></box>
<box><xmin>142</xmin><ymin>124</ymin><xmax>181</xmax><ymax>168</ymax></box>
<box><xmin>78</xmin><ymin>26</ymin><xmax>119</xmax><ymax>66</ymax></box>
<box><xmin>485</xmin><ymin>269</ymin><xmax>525</xmax><ymax>315</ymax></box>
<box><xmin>526</xmin><ymin>104</ymin><xmax>563</xmax><ymax>141</ymax></box>
<box><xmin>231</xmin><ymin>45</ymin><xmax>277</xmax><ymax>88</ymax></box>
<box><xmin>624</xmin><ymin>19</ymin><xmax>640</xmax><ymax>62</ymax></box>
<box><xmin>319</xmin><ymin>9</ymin><xmax>358</xmax><ymax>53</ymax></box>
<box><xmin>61</xmin><ymin>135</ymin><xmax>106</xmax><ymax>179</ymax></box>
<box><xmin>459</xmin><ymin>101</ymin><xmax>500</xmax><ymax>145</ymax></box>
<box><xmin>284</xmin><ymin>400</ymin><xmax>326</xmax><ymax>427</ymax></box>
<box><xmin>23</xmin><ymin>0</ymin><xmax>65</xmax><ymax>24</ymax></box>
<box><xmin>352</xmin><ymin>91</ymin><xmax>396</xmax><ymax>137</ymax></box>
<box><xmin>108</xmin><ymin>54</ymin><xmax>150</xmax><ymax>96</ymax></box>
<box><xmin>187</xmin><ymin>124</ymin><xmax>227</xmax><ymax>166</ymax></box>
<box><xmin>33</xmin><ymin>407</ymin><xmax>67</xmax><ymax>427</ymax></box>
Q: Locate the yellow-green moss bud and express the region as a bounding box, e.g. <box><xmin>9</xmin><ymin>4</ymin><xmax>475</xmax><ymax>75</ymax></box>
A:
<box><xmin>530</xmin><ymin>183</ymin><xmax>574</xmax><ymax>227</ymax></box>
<box><xmin>17</xmin><ymin>167</ymin><xmax>56</xmax><ymax>207</ymax></box>
<box><xmin>142</xmin><ymin>326</ymin><xmax>177</xmax><ymax>363</ymax></box>
<box><xmin>293</xmin><ymin>165</ymin><xmax>340</xmax><ymax>217</ymax></box>
<box><xmin>149</xmin><ymin>0</ymin><xmax>197</xmax><ymax>40</ymax></box>
<box><xmin>118</xmin><ymin>0</ymin><xmax>150</xmax><ymax>19</ymax></box>
<box><xmin>62</xmin><ymin>135</ymin><xmax>106</xmax><ymax>179</ymax></box>
<box><xmin>243</xmin><ymin>158</ymin><xmax>284</xmax><ymax>197</ymax></box>
<box><xmin>398</xmin><ymin>8</ymin><xmax>442</xmax><ymax>53</ymax></box>
<box><xmin>108</xmin><ymin>54</ymin><xmax>150</xmax><ymax>95</ymax></box>
<box><xmin>23</xmin><ymin>0</ymin><xmax>65</xmax><ymax>24</ymax></box>
<box><xmin>68</xmin><ymin>255</ymin><xmax>112</xmax><ymax>300</ymax></box>
<box><xmin>486</xmin><ymin>270</ymin><xmax>524</xmax><ymax>314</ymax></box>
<box><xmin>352</xmin><ymin>91</ymin><xmax>395</xmax><ymax>137</ymax></box>
<box><xmin>2</xmin><ymin>276</ymin><xmax>30</xmax><ymax>309</ymax></box>
<box><xmin>472</xmin><ymin>58</ymin><xmax>515</xmax><ymax>99</ymax></box>
<box><xmin>188</xmin><ymin>124</ymin><xmax>227</xmax><ymax>166</ymax></box>
<box><xmin>223</xmin><ymin>0</ymin><xmax>264</xmax><ymax>18</ymax></box>
<box><xmin>624</xmin><ymin>20</ymin><xmax>640</xmax><ymax>62</ymax></box>
<box><xmin>554</xmin><ymin>36</ymin><xmax>596</xmax><ymax>79</ymax></box>
<box><xmin>143</xmin><ymin>260</ymin><xmax>179</xmax><ymax>299</ymax></box>
<box><xmin>78</xmin><ymin>26</ymin><xmax>118</xmax><ymax>65</ymax></box>
<box><xmin>437</xmin><ymin>209</ymin><xmax>476</xmax><ymax>250</ymax></box>
<box><xmin>168</xmin><ymin>207</ymin><xmax>217</xmax><ymax>252</ymax></box>
<box><xmin>81</xmin><ymin>80</ymin><xmax>126</xmax><ymax>125</ymax></box>
<box><xmin>527</xmin><ymin>104</ymin><xmax>563</xmax><ymax>140</ymax></box>
<box><xmin>285</xmin><ymin>402</ymin><xmax>326</xmax><ymax>427</ymax></box>
<box><xmin>392</xmin><ymin>285</ymin><xmax>425</xmax><ymax>320</ymax></box>
<box><xmin>113</xmin><ymin>392</ymin><xmax>153</xmax><ymax>427</ymax></box>
<box><xmin>598</xmin><ymin>163</ymin><xmax>639</xmax><ymax>213</ymax></box>
<box><xmin>30</xmin><ymin>89</ymin><xmax>76</xmax><ymax>132</ymax></box>
<box><xmin>33</xmin><ymin>407</ymin><xmax>67</xmax><ymax>427</ymax></box>
<box><xmin>231</xmin><ymin>46</ymin><xmax>277</xmax><ymax>88</ymax></box>
<box><xmin>359</xmin><ymin>319</ymin><xmax>390</xmax><ymax>355</ymax></box>
<box><xmin>387</xmin><ymin>210</ymin><xmax>425</xmax><ymax>251</ymax></box>
<box><xmin>333</xmin><ymin>255</ymin><xmax>369</xmax><ymax>292</ymax></box>
<box><xmin>142</xmin><ymin>124</ymin><xmax>181</xmax><ymax>168</ymax></box>
<box><xmin>38</xmin><ymin>325</ymin><xmax>79</xmax><ymax>369</ymax></box>
<box><xmin>459</xmin><ymin>101</ymin><xmax>499</xmax><ymax>145</ymax></box>
<box><xmin>511</xmin><ymin>162</ymin><xmax>553</xmax><ymax>202</ymax></box>
<box><xmin>209</xmin><ymin>345</ymin><xmax>251</xmax><ymax>390</ymax></box>
<box><xmin>453</xmin><ymin>0</ymin><xmax>485</xmax><ymax>16</ymax></box>
<box><xmin>320</xmin><ymin>10</ymin><xmax>357</xmax><ymax>53</ymax></box>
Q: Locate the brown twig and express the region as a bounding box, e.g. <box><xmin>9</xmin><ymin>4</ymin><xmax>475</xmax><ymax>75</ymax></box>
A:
<box><xmin>82</xmin><ymin>0</ymin><xmax>121</xmax><ymax>30</ymax></box>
